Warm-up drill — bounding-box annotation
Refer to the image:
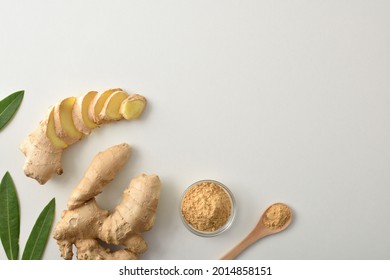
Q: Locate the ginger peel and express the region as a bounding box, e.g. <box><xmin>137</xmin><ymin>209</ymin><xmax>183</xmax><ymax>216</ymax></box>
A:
<box><xmin>53</xmin><ymin>143</ymin><xmax>161</xmax><ymax>260</ymax></box>
<box><xmin>20</xmin><ymin>88</ymin><xmax>147</xmax><ymax>184</ymax></box>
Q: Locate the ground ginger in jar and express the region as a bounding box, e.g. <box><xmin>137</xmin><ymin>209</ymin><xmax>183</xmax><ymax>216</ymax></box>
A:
<box><xmin>181</xmin><ymin>180</ymin><xmax>235</xmax><ymax>235</ymax></box>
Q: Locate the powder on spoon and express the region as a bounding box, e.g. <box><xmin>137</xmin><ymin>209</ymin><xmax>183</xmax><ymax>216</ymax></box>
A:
<box><xmin>262</xmin><ymin>203</ymin><xmax>291</xmax><ymax>230</ymax></box>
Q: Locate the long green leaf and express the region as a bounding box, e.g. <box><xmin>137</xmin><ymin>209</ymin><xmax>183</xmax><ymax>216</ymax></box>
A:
<box><xmin>0</xmin><ymin>172</ymin><xmax>20</xmax><ymax>260</ymax></box>
<box><xmin>22</xmin><ymin>198</ymin><xmax>55</xmax><ymax>260</ymax></box>
<box><xmin>0</xmin><ymin>90</ymin><xmax>24</xmax><ymax>130</ymax></box>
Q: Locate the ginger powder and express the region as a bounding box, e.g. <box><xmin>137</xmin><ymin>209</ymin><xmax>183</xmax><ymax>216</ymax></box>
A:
<box><xmin>262</xmin><ymin>203</ymin><xmax>291</xmax><ymax>230</ymax></box>
<box><xmin>181</xmin><ymin>181</ymin><xmax>233</xmax><ymax>233</ymax></box>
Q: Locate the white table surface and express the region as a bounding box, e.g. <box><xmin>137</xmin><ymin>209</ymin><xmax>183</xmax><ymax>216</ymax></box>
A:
<box><xmin>0</xmin><ymin>0</ymin><xmax>389</xmax><ymax>260</ymax></box>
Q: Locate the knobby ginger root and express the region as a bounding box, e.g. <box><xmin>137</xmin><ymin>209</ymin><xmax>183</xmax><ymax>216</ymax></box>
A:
<box><xmin>20</xmin><ymin>107</ymin><xmax>65</xmax><ymax>182</ymax></box>
<box><xmin>20</xmin><ymin>88</ymin><xmax>147</xmax><ymax>184</ymax></box>
<box><xmin>66</xmin><ymin>143</ymin><xmax>132</xmax><ymax>210</ymax></box>
<box><xmin>52</xmin><ymin>143</ymin><xmax>161</xmax><ymax>260</ymax></box>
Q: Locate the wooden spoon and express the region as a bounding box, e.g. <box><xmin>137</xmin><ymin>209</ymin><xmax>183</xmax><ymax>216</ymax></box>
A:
<box><xmin>220</xmin><ymin>202</ymin><xmax>293</xmax><ymax>260</ymax></box>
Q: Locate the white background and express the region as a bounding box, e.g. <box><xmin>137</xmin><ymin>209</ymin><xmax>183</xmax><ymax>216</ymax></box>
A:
<box><xmin>0</xmin><ymin>0</ymin><xmax>389</xmax><ymax>260</ymax></box>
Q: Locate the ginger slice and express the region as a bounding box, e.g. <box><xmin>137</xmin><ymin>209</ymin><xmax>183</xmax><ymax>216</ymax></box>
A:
<box><xmin>120</xmin><ymin>94</ymin><xmax>147</xmax><ymax>120</ymax></box>
<box><xmin>98</xmin><ymin>90</ymin><xmax>129</xmax><ymax>122</ymax></box>
<box><xmin>47</xmin><ymin>107</ymin><xmax>68</xmax><ymax>149</ymax></box>
<box><xmin>73</xmin><ymin>91</ymin><xmax>98</xmax><ymax>135</ymax></box>
<box><xmin>89</xmin><ymin>88</ymin><xmax>122</xmax><ymax>124</ymax></box>
<box><xmin>54</xmin><ymin>97</ymin><xmax>84</xmax><ymax>145</ymax></box>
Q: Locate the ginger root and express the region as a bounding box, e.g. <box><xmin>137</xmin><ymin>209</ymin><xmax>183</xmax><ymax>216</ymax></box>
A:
<box><xmin>20</xmin><ymin>107</ymin><xmax>65</xmax><ymax>181</ymax></box>
<box><xmin>52</xmin><ymin>143</ymin><xmax>161</xmax><ymax>260</ymax></box>
<box><xmin>20</xmin><ymin>88</ymin><xmax>147</xmax><ymax>184</ymax></box>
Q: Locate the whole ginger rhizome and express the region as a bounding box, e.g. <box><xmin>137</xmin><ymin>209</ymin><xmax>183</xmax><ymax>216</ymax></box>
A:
<box><xmin>181</xmin><ymin>181</ymin><xmax>233</xmax><ymax>233</ymax></box>
<box><xmin>53</xmin><ymin>144</ymin><xmax>161</xmax><ymax>260</ymax></box>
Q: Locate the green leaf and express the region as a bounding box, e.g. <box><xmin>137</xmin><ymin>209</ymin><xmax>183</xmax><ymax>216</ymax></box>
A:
<box><xmin>0</xmin><ymin>172</ymin><xmax>20</xmax><ymax>260</ymax></box>
<box><xmin>22</xmin><ymin>198</ymin><xmax>55</xmax><ymax>260</ymax></box>
<box><xmin>0</xmin><ymin>90</ymin><xmax>24</xmax><ymax>130</ymax></box>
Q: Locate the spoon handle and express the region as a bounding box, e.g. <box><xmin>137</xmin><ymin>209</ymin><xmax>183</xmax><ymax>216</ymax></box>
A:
<box><xmin>220</xmin><ymin>233</ymin><xmax>263</xmax><ymax>260</ymax></box>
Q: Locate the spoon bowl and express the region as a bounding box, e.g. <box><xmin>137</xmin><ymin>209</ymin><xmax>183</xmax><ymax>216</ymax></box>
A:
<box><xmin>220</xmin><ymin>202</ymin><xmax>292</xmax><ymax>260</ymax></box>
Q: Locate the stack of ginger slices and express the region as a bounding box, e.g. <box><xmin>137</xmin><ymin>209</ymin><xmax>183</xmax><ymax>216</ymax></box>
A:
<box><xmin>48</xmin><ymin>88</ymin><xmax>146</xmax><ymax>148</ymax></box>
